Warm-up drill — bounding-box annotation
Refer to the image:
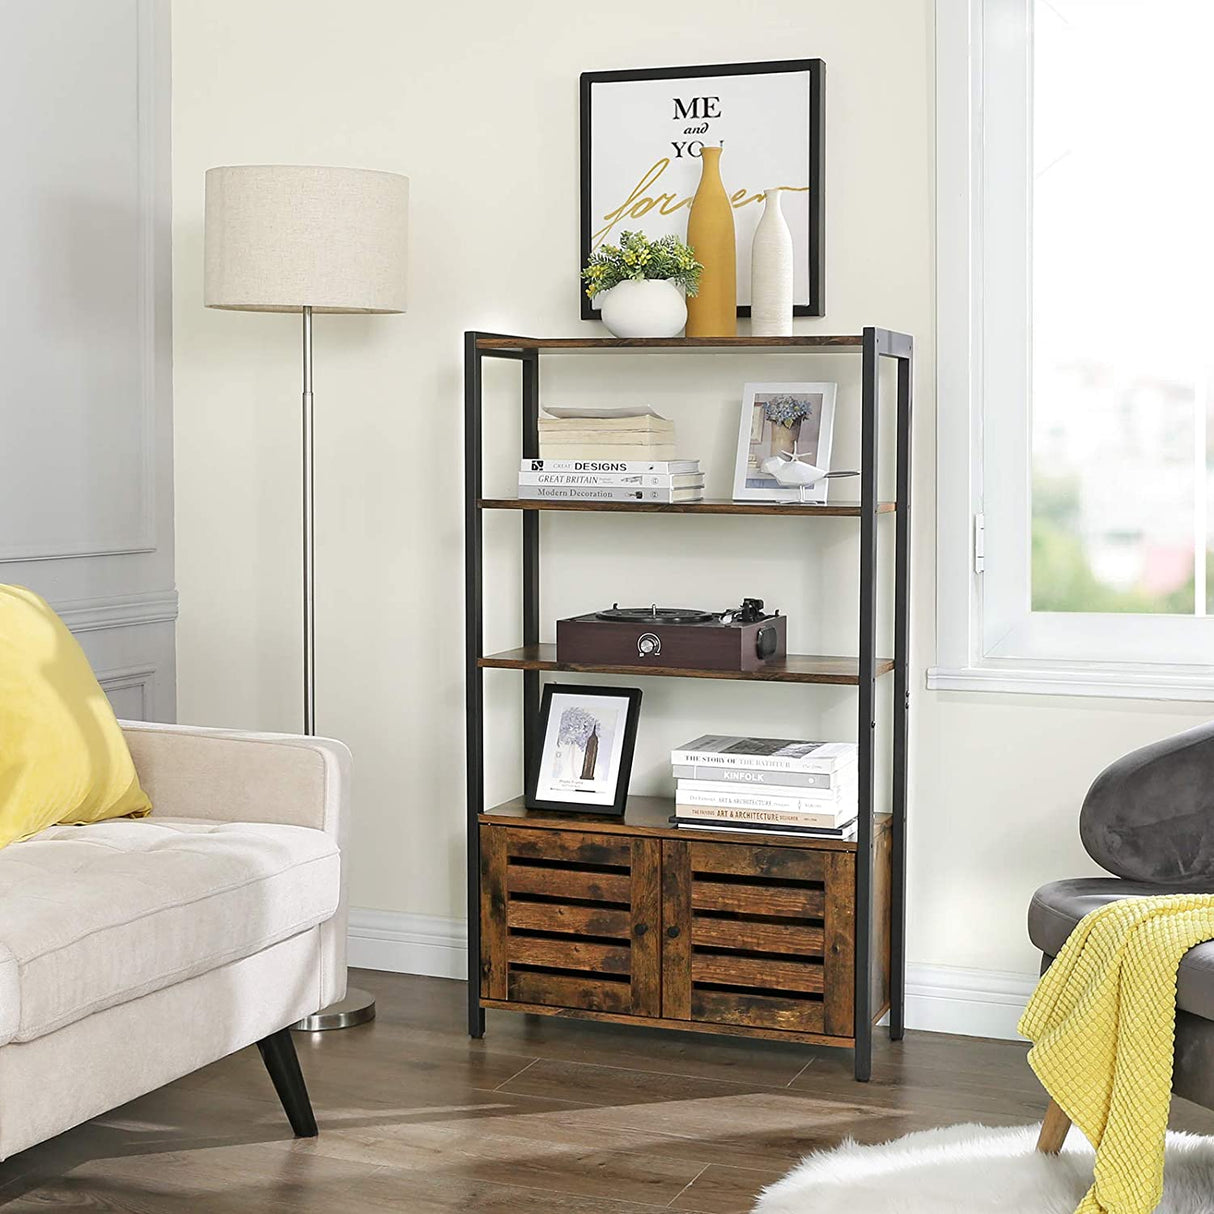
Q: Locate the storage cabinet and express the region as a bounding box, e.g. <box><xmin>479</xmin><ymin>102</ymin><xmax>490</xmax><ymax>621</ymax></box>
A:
<box><xmin>464</xmin><ymin>330</ymin><xmax>912</xmax><ymax>1080</ymax></box>
<box><xmin>477</xmin><ymin>801</ymin><xmax>891</xmax><ymax>1050</ymax></box>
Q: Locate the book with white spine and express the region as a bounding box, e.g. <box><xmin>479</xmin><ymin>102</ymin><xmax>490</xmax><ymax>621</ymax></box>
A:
<box><xmin>670</xmin><ymin>763</ymin><xmax>848</xmax><ymax>789</ymax></box>
<box><xmin>670</xmin><ymin>735</ymin><xmax>858</xmax><ymax>774</ymax></box>
<box><xmin>517</xmin><ymin>484</ymin><xmax>703</xmax><ymax>503</ymax></box>
<box><xmin>675</xmin><ymin>781</ymin><xmax>856</xmax><ymax>811</ymax></box>
<box><xmin>521</xmin><ymin>459</ymin><xmax>701</xmax><ymax>474</ymax></box>
<box><xmin>518</xmin><ymin>472</ymin><xmax>704</xmax><ymax>488</ymax></box>
<box><xmin>673</xmin><ymin>801</ymin><xmax>855</xmax><ymax>829</ymax></box>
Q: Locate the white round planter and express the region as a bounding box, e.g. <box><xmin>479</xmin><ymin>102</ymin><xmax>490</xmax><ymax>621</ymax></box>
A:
<box><xmin>597</xmin><ymin>280</ymin><xmax>687</xmax><ymax>339</ymax></box>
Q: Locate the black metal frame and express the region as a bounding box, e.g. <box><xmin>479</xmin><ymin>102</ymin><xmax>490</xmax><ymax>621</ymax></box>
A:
<box><xmin>579</xmin><ymin>58</ymin><xmax>826</xmax><ymax>320</ymax></box>
<box><xmin>463</xmin><ymin>328</ymin><xmax>912</xmax><ymax>1081</ymax></box>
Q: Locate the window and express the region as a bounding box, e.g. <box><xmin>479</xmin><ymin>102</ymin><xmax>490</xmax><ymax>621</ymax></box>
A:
<box><xmin>932</xmin><ymin>0</ymin><xmax>1214</xmax><ymax>697</ymax></box>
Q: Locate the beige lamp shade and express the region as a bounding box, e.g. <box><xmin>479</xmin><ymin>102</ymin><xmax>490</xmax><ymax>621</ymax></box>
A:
<box><xmin>204</xmin><ymin>165</ymin><xmax>409</xmax><ymax>313</ymax></box>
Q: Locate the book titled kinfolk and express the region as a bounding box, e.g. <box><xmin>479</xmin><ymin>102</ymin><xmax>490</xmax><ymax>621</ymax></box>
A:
<box><xmin>518</xmin><ymin>472</ymin><xmax>705</xmax><ymax>489</ymax></box>
<box><xmin>670</xmin><ymin>763</ymin><xmax>843</xmax><ymax>789</ymax></box>
<box><xmin>670</xmin><ymin>735</ymin><xmax>858</xmax><ymax>773</ymax></box>
<box><xmin>522</xmin><ymin>459</ymin><xmax>701</xmax><ymax>475</ymax></box>
<box><xmin>517</xmin><ymin>484</ymin><xmax>704</xmax><ymax>502</ymax></box>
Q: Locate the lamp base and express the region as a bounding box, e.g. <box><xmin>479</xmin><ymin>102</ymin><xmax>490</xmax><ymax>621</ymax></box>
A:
<box><xmin>292</xmin><ymin>987</ymin><xmax>376</xmax><ymax>1032</ymax></box>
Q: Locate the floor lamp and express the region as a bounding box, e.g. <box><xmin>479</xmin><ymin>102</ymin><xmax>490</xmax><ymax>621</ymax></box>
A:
<box><xmin>204</xmin><ymin>164</ymin><xmax>409</xmax><ymax>1030</ymax></box>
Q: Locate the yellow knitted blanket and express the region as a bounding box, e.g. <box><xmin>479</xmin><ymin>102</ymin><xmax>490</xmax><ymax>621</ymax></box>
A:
<box><xmin>1019</xmin><ymin>894</ymin><xmax>1214</xmax><ymax>1214</ymax></box>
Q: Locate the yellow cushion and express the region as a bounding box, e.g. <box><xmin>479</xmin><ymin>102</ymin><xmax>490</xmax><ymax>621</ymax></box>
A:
<box><xmin>0</xmin><ymin>585</ymin><xmax>150</xmax><ymax>849</ymax></box>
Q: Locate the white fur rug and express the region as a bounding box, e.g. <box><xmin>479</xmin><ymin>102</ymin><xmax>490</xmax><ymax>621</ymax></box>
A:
<box><xmin>752</xmin><ymin>1123</ymin><xmax>1214</xmax><ymax>1213</ymax></box>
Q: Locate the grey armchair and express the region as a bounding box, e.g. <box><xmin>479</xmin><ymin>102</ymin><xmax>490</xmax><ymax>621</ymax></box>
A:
<box><xmin>1028</xmin><ymin>721</ymin><xmax>1214</xmax><ymax>1151</ymax></box>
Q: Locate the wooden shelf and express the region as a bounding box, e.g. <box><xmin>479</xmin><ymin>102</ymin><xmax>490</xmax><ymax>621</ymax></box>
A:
<box><xmin>478</xmin><ymin>643</ymin><xmax>892</xmax><ymax>685</ymax></box>
<box><xmin>481</xmin><ymin>794</ymin><xmax>890</xmax><ymax>853</ymax></box>
<box><xmin>476</xmin><ymin>334</ymin><xmax>865</xmax><ymax>351</ymax></box>
<box><xmin>480</xmin><ymin>497</ymin><xmax>895</xmax><ymax>517</ymax></box>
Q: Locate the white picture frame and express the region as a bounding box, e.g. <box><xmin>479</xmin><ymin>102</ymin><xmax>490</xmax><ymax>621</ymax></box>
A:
<box><xmin>732</xmin><ymin>382</ymin><xmax>838</xmax><ymax>502</ymax></box>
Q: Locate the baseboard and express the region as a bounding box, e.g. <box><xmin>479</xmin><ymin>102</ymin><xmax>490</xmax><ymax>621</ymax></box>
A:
<box><xmin>347</xmin><ymin>909</ymin><xmax>468</xmax><ymax>981</ymax></box>
<box><xmin>347</xmin><ymin>910</ymin><xmax>1035</xmax><ymax>1040</ymax></box>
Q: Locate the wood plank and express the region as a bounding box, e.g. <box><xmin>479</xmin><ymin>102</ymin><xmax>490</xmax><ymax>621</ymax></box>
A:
<box><xmin>689</xmin><ymin>841</ymin><xmax>826</xmax><ymax>883</ymax></box>
<box><xmin>691</xmin><ymin>989</ymin><xmax>826</xmax><ymax>1034</ymax></box>
<box><xmin>661</xmin><ymin>839</ymin><xmax>692</xmax><ymax>1020</ymax></box>
<box><xmin>692</xmin><ymin>879</ymin><xmax>825</xmax><ymax>919</ymax></box>
<box><xmin>692</xmin><ymin>953</ymin><xmax>824</xmax><ymax>994</ymax></box>
<box><xmin>506</xmin><ymin>901</ymin><xmax>631</xmax><ymax>938</ymax></box>
<box><xmin>630</xmin><ymin>837</ymin><xmax>661</xmax><ymax>1017</ymax></box>
<box><xmin>507</xmin><ymin>863</ymin><xmax>631</xmax><ymax>904</ymax></box>
<box><xmin>480</xmin><ymin>644</ymin><xmax>895</xmax><ymax>685</ymax></box>
<box><xmin>479</xmin><ymin>497</ymin><xmax>896</xmax><ymax>518</ymax></box>
<box><xmin>476</xmin><ymin>334</ymin><xmax>866</xmax><ymax>350</ymax></box>
<box><xmin>479</xmin><ymin>825</ymin><xmax>507</xmax><ymax>999</ymax></box>
<box><xmin>507</xmin><ymin>936</ymin><xmax>631</xmax><ymax>975</ymax></box>
<box><xmin>508</xmin><ymin>968</ymin><xmax>632</xmax><ymax>1014</ymax></box>
<box><xmin>479</xmin><ymin>796</ymin><xmax>872</xmax><ymax>854</ymax></box>
<box><xmin>504</xmin><ymin>827</ymin><xmax>631</xmax><ymax>868</ymax></box>
<box><xmin>823</xmin><ymin>851</ymin><xmax>857</xmax><ymax>1037</ymax></box>
<box><xmin>692</xmin><ymin>914</ymin><xmax>824</xmax><ymax>955</ymax></box>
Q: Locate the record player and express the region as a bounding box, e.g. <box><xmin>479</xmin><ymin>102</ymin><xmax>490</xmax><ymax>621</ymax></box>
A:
<box><xmin>556</xmin><ymin>598</ymin><xmax>787</xmax><ymax>672</ymax></box>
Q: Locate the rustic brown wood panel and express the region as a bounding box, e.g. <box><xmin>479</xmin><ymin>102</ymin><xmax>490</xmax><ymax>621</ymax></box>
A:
<box><xmin>503</xmin><ymin>827</ymin><xmax>631</xmax><ymax>868</ymax></box>
<box><xmin>478</xmin><ymin>825</ymin><xmax>507</xmax><ymax>999</ymax></box>
<box><xmin>691</xmin><ymin>953</ymin><xmax>824</xmax><ymax>994</ymax></box>
<box><xmin>506</xmin><ymin>864</ymin><xmax>631</xmax><ymax>903</ymax></box>
<box><xmin>476</xmin><ymin>334</ymin><xmax>865</xmax><ymax>350</ymax></box>
<box><xmin>480</xmin><ymin>796</ymin><xmax>861</xmax><ymax>852</ymax></box>
<box><xmin>507</xmin><ymin>936</ymin><xmax>630</xmax><ymax>975</ymax></box>
<box><xmin>691</xmin><ymin>989</ymin><xmax>826</xmax><ymax>1035</ymax></box>
<box><xmin>691</xmin><ymin>880</ymin><xmax>825</xmax><ymax>919</ymax></box>
<box><xmin>479</xmin><ymin>498</ymin><xmax>896</xmax><ymax>518</ymax></box>
<box><xmin>688</xmin><ymin>841</ymin><xmax>826</xmax><ymax>883</ymax></box>
<box><xmin>506</xmin><ymin>901</ymin><xmax>631</xmax><ymax>938</ymax></box>
<box><xmin>661</xmin><ymin>839</ymin><xmax>692</xmax><ymax>1019</ymax></box>
<box><xmin>479</xmin><ymin>645</ymin><xmax>895</xmax><ymax>685</ymax></box>
<box><xmin>630</xmin><ymin>837</ymin><xmax>661</xmax><ymax>1017</ymax></box>
<box><xmin>691</xmin><ymin>915</ymin><xmax>824</xmax><ymax>955</ymax></box>
<box><xmin>508</xmin><ymin>969</ymin><xmax>632</xmax><ymax>1014</ymax></box>
<box><xmin>823</xmin><ymin>851</ymin><xmax>857</xmax><ymax>1037</ymax></box>
<box><xmin>870</xmin><ymin>823</ymin><xmax>893</xmax><ymax>1023</ymax></box>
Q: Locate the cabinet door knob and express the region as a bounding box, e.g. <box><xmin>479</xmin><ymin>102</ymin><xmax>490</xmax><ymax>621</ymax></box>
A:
<box><xmin>666</xmin><ymin>925</ymin><xmax>680</xmax><ymax>939</ymax></box>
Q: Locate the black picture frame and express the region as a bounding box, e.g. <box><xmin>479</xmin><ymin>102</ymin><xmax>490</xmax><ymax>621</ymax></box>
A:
<box><xmin>579</xmin><ymin>58</ymin><xmax>826</xmax><ymax>321</ymax></box>
<box><xmin>525</xmin><ymin>683</ymin><xmax>643</xmax><ymax>816</ymax></box>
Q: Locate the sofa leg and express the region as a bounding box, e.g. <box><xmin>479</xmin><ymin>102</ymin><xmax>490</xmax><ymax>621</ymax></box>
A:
<box><xmin>1036</xmin><ymin>1098</ymin><xmax>1071</xmax><ymax>1154</ymax></box>
<box><xmin>256</xmin><ymin>1028</ymin><xmax>318</xmax><ymax>1138</ymax></box>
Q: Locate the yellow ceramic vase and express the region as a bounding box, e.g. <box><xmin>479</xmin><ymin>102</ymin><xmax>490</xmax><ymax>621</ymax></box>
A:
<box><xmin>685</xmin><ymin>145</ymin><xmax>737</xmax><ymax>338</ymax></box>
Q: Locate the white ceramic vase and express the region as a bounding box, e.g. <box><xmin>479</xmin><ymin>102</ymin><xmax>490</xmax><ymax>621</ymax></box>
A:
<box><xmin>597</xmin><ymin>280</ymin><xmax>687</xmax><ymax>339</ymax></box>
<box><xmin>750</xmin><ymin>189</ymin><xmax>793</xmax><ymax>336</ymax></box>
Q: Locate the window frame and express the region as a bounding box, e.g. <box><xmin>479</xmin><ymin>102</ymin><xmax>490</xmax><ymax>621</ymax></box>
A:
<box><xmin>930</xmin><ymin>0</ymin><xmax>1214</xmax><ymax>700</ymax></box>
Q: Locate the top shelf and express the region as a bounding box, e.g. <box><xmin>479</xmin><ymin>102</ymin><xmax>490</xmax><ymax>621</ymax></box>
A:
<box><xmin>476</xmin><ymin>334</ymin><xmax>867</xmax><ymax>351</ymax></box>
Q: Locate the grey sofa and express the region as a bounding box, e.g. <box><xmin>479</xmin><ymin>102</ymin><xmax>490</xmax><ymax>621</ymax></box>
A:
<box><xmin>0</xmin><ymin>721</ymin><xmax>349</xmax><ymax>1160</ymax></box>
<box><xmin>1029</xmin><ymin>721</ymin><xmax>1214</xmax><ymax>1148</ymax></box>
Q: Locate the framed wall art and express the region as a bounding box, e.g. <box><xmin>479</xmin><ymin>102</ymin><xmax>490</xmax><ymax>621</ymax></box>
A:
<box><xmin>526</xmin><ymin>683</ymin><xmax>642</xmax><ymax>816</ymax></box>
<box><xmin>732</xmin><ymin>382</ymin><xmax>838</xmax><ymax>503</ymax></box>
<box><xmin>579</xmin><ymin>58</ymin><xmax>825</xmax><ymax>321</ymax></box>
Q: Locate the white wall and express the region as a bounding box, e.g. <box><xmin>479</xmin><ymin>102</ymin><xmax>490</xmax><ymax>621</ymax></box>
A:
<box><xmin>171</xmin><ymin>0</ymin><xmax>1214</xmax><ymax>1028</ymax></box>
<box><xmin>3</xmin><ymin>0</ymin><xmax>175</xmax><ymax>719</ymax></box>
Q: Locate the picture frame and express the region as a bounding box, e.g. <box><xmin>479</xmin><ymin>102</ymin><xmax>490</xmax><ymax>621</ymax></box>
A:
<box><xmin>579</xmin><ymin>58</ymin><xmax>826</xmax><ymax>321</ymax></box>
<box><xmin>732</xmin><ymin>382</ymin><xmax>838</xmax><ymax>503</ymax></box>
<box><xmin>526</xmin><ymin>684</ymin><xmax>643</xmax><ymax>816</ymax></box>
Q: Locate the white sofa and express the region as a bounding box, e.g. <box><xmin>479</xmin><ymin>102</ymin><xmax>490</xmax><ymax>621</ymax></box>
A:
<box><xmin>0</xmin><ymin>720</ymin><xmax>349</xmax><ymax>1161</ymax></box>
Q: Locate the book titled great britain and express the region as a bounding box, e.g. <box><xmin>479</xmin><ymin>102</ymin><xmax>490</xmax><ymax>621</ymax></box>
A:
<box><xmin>669</xmin><ymin>735</ymin><xmax>858</xmax><ymax>774</ymax></box>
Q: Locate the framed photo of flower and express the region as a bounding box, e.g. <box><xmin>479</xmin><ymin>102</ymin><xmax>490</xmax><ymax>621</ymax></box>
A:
<box><xmin>526</xmin><ymin>684</ymin><xmax>643</xmax><ymax>816</ymax></box>
<box><xmin>732</xmin><ymin>382</ymin><xmax>838</xmax><ymax>503</ymax></box>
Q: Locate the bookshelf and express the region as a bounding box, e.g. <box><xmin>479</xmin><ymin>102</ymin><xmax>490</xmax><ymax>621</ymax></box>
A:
<box><xmin>464</xmin><ymin>327</ymin><xmax>912</xmax><ymax>1081</ymax></box>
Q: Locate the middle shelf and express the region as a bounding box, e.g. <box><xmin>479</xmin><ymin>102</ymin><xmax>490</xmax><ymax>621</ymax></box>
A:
<box><xmin>478</xmin><ymin>643</ymin><xmax>893</xmax><ymax>685</ymax></box>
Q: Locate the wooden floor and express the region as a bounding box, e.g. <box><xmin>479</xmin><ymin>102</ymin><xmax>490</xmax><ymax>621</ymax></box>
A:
<box><xmin>2</xmin><ymin>971</ymin><xmax>1212</xmax><ymax>1212</ymax></box>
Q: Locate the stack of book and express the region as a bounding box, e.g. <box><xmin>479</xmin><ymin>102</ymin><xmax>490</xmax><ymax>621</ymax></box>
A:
<box><xmin>669</xmin><ymin>734</ymin><xmax>858</xmax><ymax>840</ymax></box>
<box><xmin>518</xmin><ymin>458</ymin><xmax>704</xmax><ymax>503</ymax></box>
<box><xmin>538</xmin><ymin>411</ymin><xmax>676</xmax><ymax>462</ymax></box>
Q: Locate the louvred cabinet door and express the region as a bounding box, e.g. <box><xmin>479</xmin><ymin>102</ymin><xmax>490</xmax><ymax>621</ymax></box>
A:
<box><xmin>479</xmin><ymin>825</ymin><xmax>661</xmax><ymax>1017</ymax></box>
<box><xmin>660</xmin><ymin>839</ymin><xmax>855</xmax><ymax>1038</ymax></box>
